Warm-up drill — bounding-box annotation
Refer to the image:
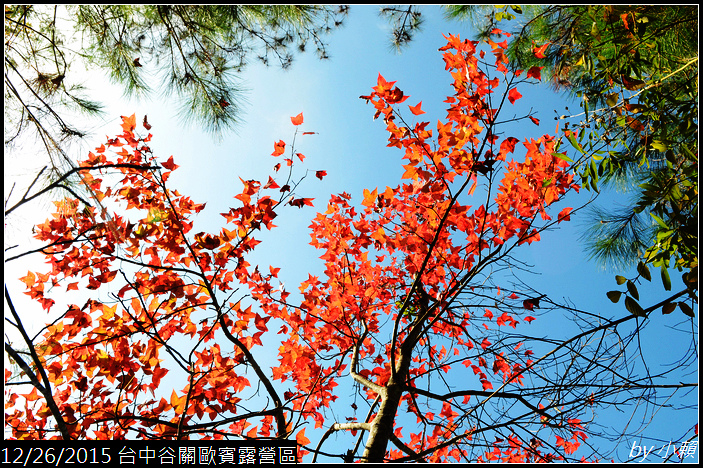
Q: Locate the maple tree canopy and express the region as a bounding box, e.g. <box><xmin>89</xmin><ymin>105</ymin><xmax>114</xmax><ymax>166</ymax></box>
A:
<box><xmin>10</xmin><ymin>30</ymin><xmax>692</xmax><ymax>464</ymax></box>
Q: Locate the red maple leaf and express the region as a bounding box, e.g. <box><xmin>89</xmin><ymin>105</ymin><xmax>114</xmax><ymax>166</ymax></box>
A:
<box><xmin>526</xmin><ymin>66</ymin><xmax>543</xmax><ymax>81</ymax></box>
<box><xmin>557</xmin><ymin>207</ymin><xmax>572</xmax><ymax>223</ymax></box>
<box><xmin>162</xmin><ymin>156</ymin><xmax>179</xmax><ymax>171</ymax></box>
<box><xmin>373</xmin><ymin>73</ymin><xmax>396</xmax><ymax>94</ymax></box>
<box><xmin>533</xmin><ymin>42</ymin><xmax>550</xmax><ymax>59</ymax></box>
<box><xmin>271</xmin><ymin>140</ymin><xmax>286</xmax><ymax>157</ymax></box>
<box><xmin>291</xmin><ymin>112</ymin><xmax>304</xmax><ymax>126</ymax></box>
<box><xmin>409</xmin><ymin>102</ymin><xmax>426</xmax><ymax>115</ymax></box>
<box><xmin>508</xmin><ymin>87</ymin><xmax>522</xmax><ymax>104</ymax></box>
<box><xmin>522</xmin><ymin>295</ymin><xmax>546</xmax><ymax>311</ymax></box>
<box><xmin>263</xmin><ymin>176</ymin><xmax>280</xmax><ymax>190</ymax></box>
<box><xmin>289</xmin><ymin>197</ymin><xmax>314</xmax><ymax>208</ymax></box>
<box><xmin>387</xmin><ymin>87</ymin><xmax>406</xmax><ymax>104</ymax></box>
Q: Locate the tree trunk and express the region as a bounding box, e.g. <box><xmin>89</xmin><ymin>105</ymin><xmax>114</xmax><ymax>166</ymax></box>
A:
<box><xmin>360</xmin><ymin>380</ymin><xmax>404</xmax><ymax>462</ymax></box>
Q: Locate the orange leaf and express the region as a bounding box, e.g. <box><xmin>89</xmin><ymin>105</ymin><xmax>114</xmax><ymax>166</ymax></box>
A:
<box><xmin>296</xmin><ymin>428</ymin><xmax>310</xmax><ymax>446</ymax></box>
<box><xmin>361</xmin><ymin>188</ymin><xmax>378</xmax><ymax>208</ymax></box>
<box><xmin>20</xmin><ymin>271</ymin><xmax>36</xmax><ymax>289</ymax></box>
<box><xmin>499</xmin><ymin>137</ymin><xmax>519</xmax><ymax>156</ymax></box>
<box><xmin>170</xmin><ymin>390</ymin><xmax>184</xmax><ymax>412</ymax></box>
<box><xmin>621</xmin><ymin>13</ymin><xmax>630</xmax><ymax>30</ymax></box>
<box><xmin>468</xmin><ymin>173</ymin><xmax>478</xmax><ymax>196</ymax></box>
<box><xmin>533</xmin><ymin>42</ymin><xmax>549</xmax><ymax>59</ymax></box>
<box><xmin>409</xmin><ymin>102</ymin><xmax>426</xmax><ymax>115</ymax></box>
<box><xmin>557</xmin><ymin>207</ymin><xmax>572</xmax><ymax>223</ymax></box>
<box><xmin>272</xmin><ymin>140</ymin><xmax>286</xmax><ymax>157</ymax></box>
<box><xmin>401</xmin><ymin>164</ymin><xmax>419</xmax><ymax>180</ymax></box>
<box><xmin>264</xmin><ymin>176</ymin><xmax>280</xmax><ymax>190</ymax></box>
<box><xmin>508</xmin><ymin>87</ymin><xmax>522</xmax><ymax>104</ymax></box>
<box><xmin>120</xmin><ymin>114</ymin><xmax>136</xmax><ymax>133</ymax></box>
<box><xmin>290</xmin><ymin>112</ymin><xmax>304</xmax><ymax>126</ymax></box>
<box><xmin>373</xmin><ymin>73</ymin><xmax>396</xmax><ymax>93</ymax></box>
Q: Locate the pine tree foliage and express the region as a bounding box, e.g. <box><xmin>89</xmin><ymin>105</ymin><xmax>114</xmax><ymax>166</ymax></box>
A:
<box><xmin>4</xmin><ymin>5</ymin><xmax>347</xmax><ymax>154</ymax></box>
<box><xmin>444</xmin><ymin>5</ymin><xmax>698</xmax><ymax>278</ymax></box>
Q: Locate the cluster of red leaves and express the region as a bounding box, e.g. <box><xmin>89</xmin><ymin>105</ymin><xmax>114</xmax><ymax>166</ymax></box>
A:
<box><xmin>481</xmin><ymin>422</ymin><xmax>588</xmax><ymax>463</ymax></box>
<box><xmin>252</xmin><ymin>32</ymin><xmax>583</xmax><ymax>461</ymax></box>
<box><xmin>7</xmin><ymin>113</ymin><xmax>321</xmax><ymax>441</ymax></box>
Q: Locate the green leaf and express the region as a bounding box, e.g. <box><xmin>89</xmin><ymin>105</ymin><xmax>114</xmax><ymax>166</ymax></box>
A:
<box><xmin>510</xmin><ymin>5</ymin><xmax>522</xmax><ymax>14</ymax></box>
<box><xmin>626</xmin><ymin>280</ymin><xmax>639</xmax><ymax>301</ymax></box>
<box><xmin>542</xmin><ymin>177</ymin><xmax>554</xmax><ymax>188</ymax></box>
<box><xmin>625</xmin><ymin>296</ymin><xmax>646</xmax><ymax>317</ymax></box>
<box><xmin>607</xmin><ymin>291</ymin><xmax>622</xmax><ymax>303</ymax></box>
<box><xmin>650</xmin><ymin>213</ymin><xmax>668</xmax><ymax>229</ymax></box>
<box><xmin>661</xmin><ymin>302</ymin><xmax>677</xmax><ymax>315</ymax></box>
<box><xmin>590</xmin><ymin>159</ymin><xmax>598</xmax><ymax>182</ymax></box>
<box><xmin>615</xmin><ymin>275</ymin><xmax>627</xmax><ymax>285</ymax></box>
<box><xmin>651</xmin><ymin>141</ymin><xmax>668</xmax><ymax>152</ymax></box>
<box><xmin>660</xmin><ymin>266</ymin><xmax>671</xmax><ymax>291</ymax></box>
<box><xmin>566</xmin><ymin>133</ymin><xmax>585</xmax><ymax>154</ymax></box>
<box><xmin>552</xmin><ymin>152</ymin><xmax>573</xmax><ymax>163</ymax></box>
<box><xmin>606</xmin><ymin>93</ymin><xmax>619</xmax><ymax>107</ymax></box>
<box><xmin>589</xmin><ymin>177</ymin><xmax>599</xmax><ymax>192</ymax></box>
<box><xmin>590</xmin><ymin>21</ymin><xmax>599</xmax><ymax>37</ymax></box>
<box><xmin>678</xmin><ymin>302</ymin><xmax>695</xmax><ymax>318</ymax></box>
<box><xmin>656</xmin><ymin>229</ymin><xmax>673</xmax><ymax>241</ymax></box>
<box><xmin>636</xmin><ymin>262</ymin><xmax>651</xmax><ymax>282</ymax></box>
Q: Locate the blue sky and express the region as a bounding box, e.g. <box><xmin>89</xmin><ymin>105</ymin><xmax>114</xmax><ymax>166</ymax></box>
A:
<box><xmin>5</xmin><ymin>5</ymin><xmax>697</xmax><ymax>462</ymax></box>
